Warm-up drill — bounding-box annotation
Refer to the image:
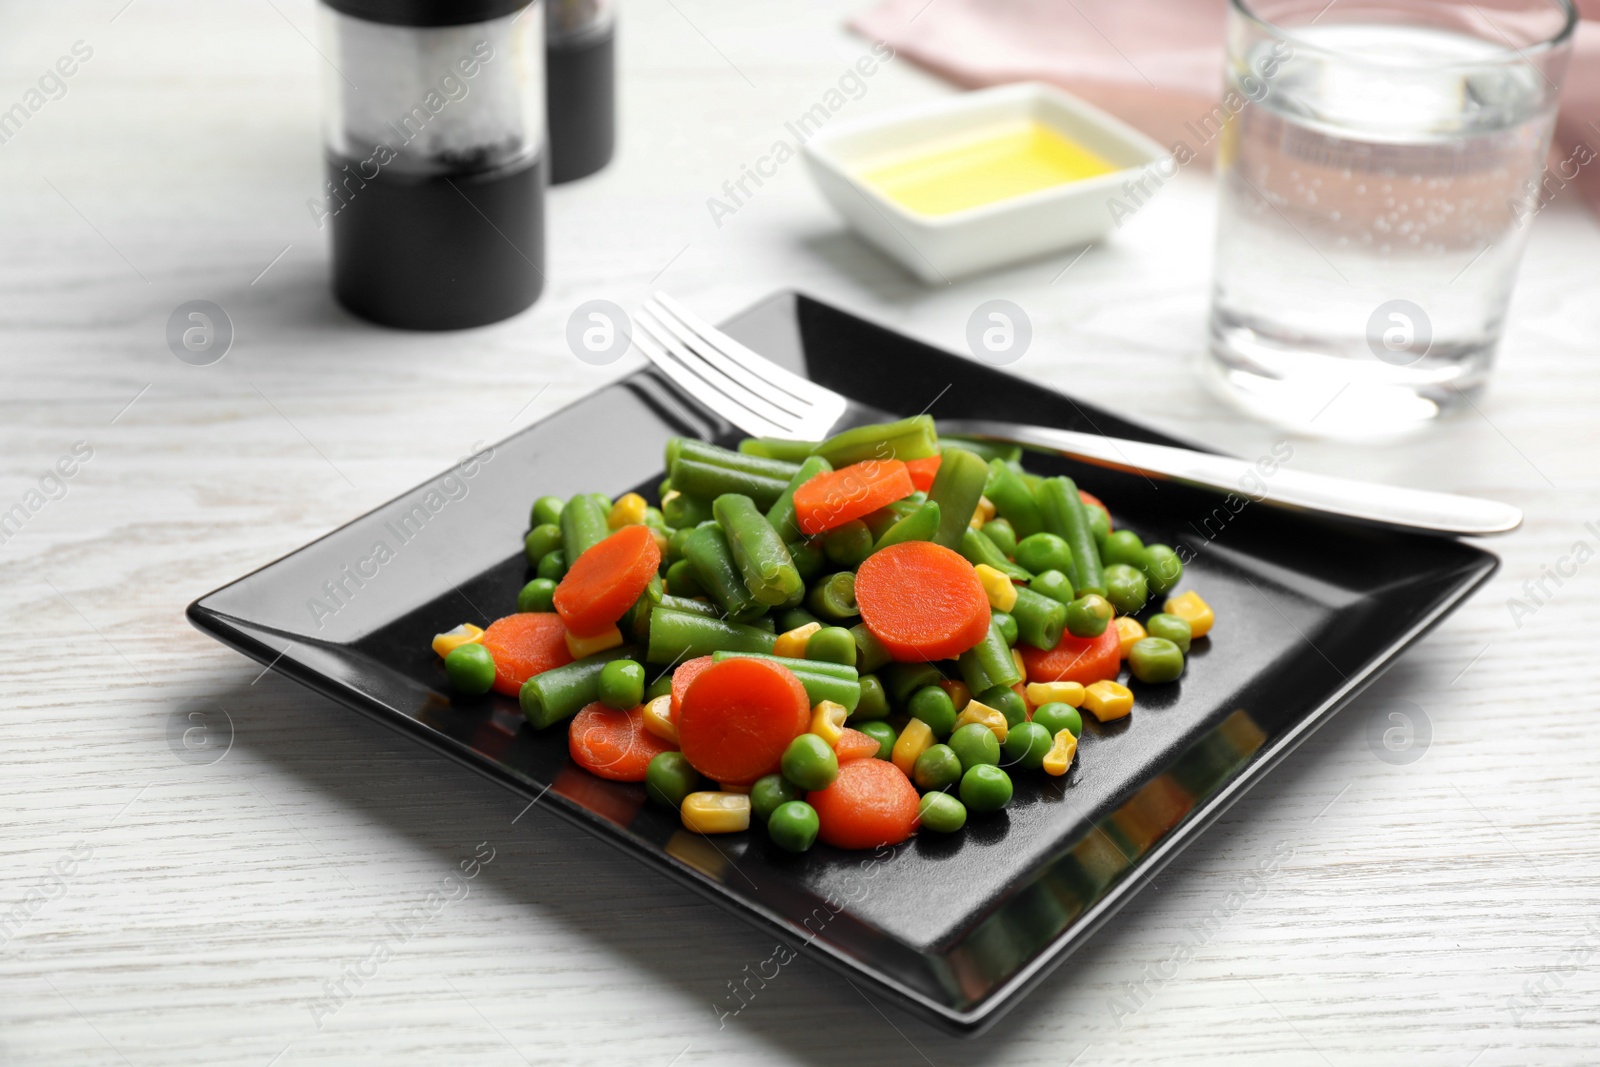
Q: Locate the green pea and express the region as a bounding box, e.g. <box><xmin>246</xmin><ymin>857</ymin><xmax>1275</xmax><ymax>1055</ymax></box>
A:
<box><xmin>767</xmin><ymin>800</ymin><xmax>820</xmax><ymax>853</ymax></box>
<box><xmin>1100</xmin><ymin>529</ymin><xmax>1146</xmax><ymax>569</ymax></box>
<box><xmin>779</xmin><ymin>607</ymin><xmax>821</xmax><ymax>633</ymax></box>
<box><xmin>1141</xmin><ymin>544</ymin><xmax>1184</xmax><ymax>595</ymax></box>
<box><xmin>536</xmin><ymin>549</ymin><xmax>567</xmax><ymax>581</ymax></box>
<box><xmin>913</xmin><ymin>744</ymin><xmax>963</xmax><ymax>791</ymax></box>
<box><xmin>531</xmin><ymin>496</ymin><xmax>565</xmax><ymax>528</ymax></box>
<box><xmin>1103</xmin><ymin>563</ymin><xmax>1149</xmax><ymax>616</ymax></box>
<box><xmin>667</xmin><ymin>526</ymin><xmax>696</xmax><ymax>564</ymax></box>
<box><xmin>990</xmin><ymin>611</ymin><xmax>1019</xmax><ymax>646</ymax></box>
<box><xmin>1129</xmin><ymin>637</ymin><xmax>1185</xmax><ymax>683</ymax></box>
<box><xmin>524</xmin><ymin>523</ymin><xmax>563</xmax><ymax>566</ymax></box>
<box><xmin>644</xmin><ymin>672</ymin><xmax>673</xmax><ymax>702</ymax></box>
<box><xmin>857</xmin><ymin>720</ymin><xmax>897</xmax><ymax>759</ymax></box>
<box><xmin>959</xmin><ymin>764</ymin><xmax>1013</xmax><ymax>812</ymax></box>
<box><xmin>665</xmin><ymin>558</ymin><xmax>704</xmax><ymax>597</ymax></box>
<box><xmin>981</xmin><ymin>518</ymin><xmax>1018</xmax><ymax>559</ymax></box>
<box><xmin>444</xmin><ymin>643</ymin><xmax>496</xmax><ymax>695</ymax></box>
<box><xmin>1002</xmin><ymin>720</ymin><xmax>1052</xmax><ymax>770</ymax></box>
<box><xmin>751</xmin><ymin>774</ymin><xmax>803</xmax><ymax>821</ymax></box>
<box><xmin>1015</xmin><ymin>532</ymin><xmax>1074</xmax><ymax>575</ymax></box>
<box><xmin>1145</xmin><ymin>612</ymin><xmax>1193</xmax><ymax>653</ymax></box>
<box><xmin>1032</xmin><ymin>702</ymin><xmax>1082</xmax><ymax>739</ymax></box>
<box><xmin>853</xmin><ymin>675</ymin><xmax>890</xmax><ymax>720</ymax></box>
<box><xmin>976</xmin><ymin>684</ymin><xmax>1027</xmax><ymax>728</ymax></box>
<box><xmin>917</xmin><ymin>792</ymin><xmax>968</xmax><ymax>833</ymax></box>
<box><xmin>646</xmin><ymin>751</ymin><xmax>701</xmax><ymax>810</ymax></box>
<box><xmin>514</xmin><ymin>577</ymin><xmax>556</xmax><ymax>613</ymax></box>
<box><xmin>822</xmin><ymin>520</ymin><xmax>875</xmax><ymax>569</ymax></box>
<box><xmin>949</xmin><ymin>722</ymin><xmax>1001</xmax><ymax>770</ymax></box>
<box><xmin>908</xmin><ymin>685</ymin><xmax>957</xmax><ymax>739</ymax></box>
<box><xmin>597</xmin><ymin>659</ymin><xmax>646</xmax><ymax>709</ymax></box>
<box><xmin>806</xmin><ymin>626</ymin><xmax>858</xmax><ymax>668</ymax></box>
<box><xmin>1030</xmin><ymin>569</ymin><xmax>1075</xmax><ymax>606</ymax></box>
<box><xmin>781</xmin><ymin>733</ymin><xmax>839</xmax><ymax>791</ymax></box>
<box><xmin>1065</xmin><ymin>594</ymin><xmax>1113</xmax><ymax>638</ymax></box>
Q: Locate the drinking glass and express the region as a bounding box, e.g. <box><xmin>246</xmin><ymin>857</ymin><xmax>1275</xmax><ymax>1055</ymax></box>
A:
<box><xmin>1205</xmin><ymin>0</ymin><xmax>1575</xmax><ymax>436</ymax></box>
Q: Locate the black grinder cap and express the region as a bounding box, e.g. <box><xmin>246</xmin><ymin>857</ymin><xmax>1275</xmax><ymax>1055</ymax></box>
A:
<box><xmin>321</xmin><ymin>0</ymin><xmax>534</xmax><ymax>27</ymax></box>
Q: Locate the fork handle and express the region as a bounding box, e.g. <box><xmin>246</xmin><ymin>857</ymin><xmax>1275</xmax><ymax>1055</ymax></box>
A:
<box><xmin>936</xmin><ymin>420</ymin><xmax>1521</xmax><ymax>537</ymax></box>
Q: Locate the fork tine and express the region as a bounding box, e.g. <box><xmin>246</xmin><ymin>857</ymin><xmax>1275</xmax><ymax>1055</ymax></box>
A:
<box><xmin>639</xmin><ymin>304</ymin><xmax>810</xmax><ymax>429</ymax></box>
<box><xmin>636</xmin><ymin>310</ymin><xmax>808</xmax><ymax>436</ymax></box>
<box><xmin>651</xmin><ymin>292</ymin><xmax>844</xmax><ymax>410</ymax></box>
<box><xmin>633</xmin><ymin>316</ymin><xmax>795</xmax><ymax>438</ymax></box>
<box><xmin>645</xmin><ymin>297</ymin><xmax>820</xmax><ymax>415</ymax></box>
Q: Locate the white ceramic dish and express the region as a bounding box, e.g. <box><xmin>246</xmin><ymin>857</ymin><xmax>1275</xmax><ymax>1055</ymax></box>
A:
<box><xmin>801</xmin><ymin>82</ymin><xmax>1168</xmax><ymax>283</ymax></box>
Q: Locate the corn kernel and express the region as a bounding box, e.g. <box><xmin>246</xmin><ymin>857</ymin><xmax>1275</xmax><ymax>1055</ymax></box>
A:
<box><xmin>1042</xmin><ymin>729</ymin><xmax>1078</xmax><ymax>776</ymax></box>
<box><xmin>954</xmin><ymin>700</ymin><xmax>1009</xmax><ymax>743</ymax></box>
<box><xmin>937</xmin><ymin>678</ymin><xmax>971</xmax><ymax>712</ymax></box>
<box><xmin>810</xmin><ymin>700</ymin><xmax>848</xmax><ymax>746</ymax></box>
<box><xmin>1026</xmin><ymin>681</ymin><xmax>1085</xmax><ymax>709</ymax></box>
<box><xmin>970</xmin><ymin>495</ymin><xmax>997</xmax><ymax>529</ymax></box>
<box><xmin>431</xmin><ymin>623</ymin><xmax>484</xmax><ymax>658</ymax></box>
<box><xmin>608</xmin><ymin>492</ymin><xmax>648</xmax><ymax>529</ymax></box>
<box><xmin>892</xmin><ymin>718</ymin><xmax>934</xmax><ymax>776</ymax></box>
<box><xmin>1012</xmin><ymin>648</ymin><xmax>1027</xmax><ymax>683</ymax></box>
<box><xmin>773</xmin><ymin>621</ymin><xmax>823</xmax><ymax>659</ymax></box>
<box><xmin>1114</xmin><ymin>616</ymin><xmax>1147</xmax><ymax>658</ymax></box>
<box><xmin>641</xmin><ymin>694</ymin><xmax>678</xmax><ymax>744</ymax></box>
<box><xmin>565</xmin><ymin>624</ymin><xmax>624</xmax><ymax>659</ymax></box>
<box><xmin>973</xmin><ymin>564</ymin><xmax>1018</xmax><ymax>612</ymax></box>
<box><xmin>717</xmin><ymin>781</ymin><xmax>752</xmax><ymax>795</ymax></box>
<box><xmin>680</xmin><ymin>792</ymin><xmax>751</xmax><ymax>834</ymax></box>
<box><xmin>1163</xmin><ymin>591</ymin><xmax>1214</xmax><ymax>639</ymax></box>
<box><xmin>1083</xmin><ymin>680</ymin><xmax>1134</xmax><ymax>722</ymax></box>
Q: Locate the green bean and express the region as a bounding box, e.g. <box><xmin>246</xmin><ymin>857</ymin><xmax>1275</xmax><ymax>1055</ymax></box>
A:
<box><xmin>665</xmin><ymin>559</ymin><xmax>705</xmax><ymax>598</ymax></box>
<box><xmin>984</xmin><ymin>458</ymin><xmax>1044</xmax><ymax>538</ymax></box>
<box><xmin>980</xmin><ymin>517</ymin><xmax>1018</xmax><ymax>559</ymax></box>
<box><xmin>851</xmin><ymin>623</ymin><xmax>892</xmax><ymax>673</ymax></box>
<box><xmin>658</xmin><ymin>594</ymin><xmax>718</xmax><ymax>618</ymax></box>
<box><xmin>670</xmin><ymin>460</ymin><xmax>789</xmax><ymax>511</ymax></box>
<box><xmin>960</xmin><ymin>527</ymin><xmax>1032</xmax><ymax>582</ymax></box>
<box><xmin>666</xmin><ymin>526</ymin><xmax>696</xmax><ymax>562</ymax></box>
<box><xmin>939</xmin><ymin>437</ymin><xmax>1023</xmax><ymax>465</ymax></box>
<box><xmin>806</xmin><ymin>626</ymin><xmax>857</xmax><ymax>667</ymax></box>
<box><xmin>710</xmin><ymin>651</ymin><xmax>860</xmax><ymax>713</ymax></box>
<box><xmin>662</xmin><ymin>491</ymin><xmax>714</xmax><ymax>529</ymax></box>
<box><xmin>520</xmin><ymin>646</ymin><xmax>641</xmax><ymax>729</ymax></box>
<box><xmin>749</xmin><ymin>616</ymin><xmax>777</xmax><ymax>633</ymax></box>
<box><xmin>929</xmin><ymin>447</ymin><xmax>989</xmax><ymax>549</ymax></box>
<box><xmin>681</xmin><ymin>523</ymin><xmax>765</xmax><ymax>621</ymax></box>
<box><xmin>671</xmin><ymin>438</ymin><xmax>802</xmax><ymax>481</ymax></box>
<box><xmin>765</xmin><ymin>455</ymin><xmax>832</xmax><ymax>543</ymax></box>
<box><xmin>814</xmin><ymin>415</ymin><xmax>938</xmax><ymax>467</ymax></box>
<box><xmin>646</xmin><ymin>608</ymin><xmax>775</xmax><ymax>664</ymax></box>
<box><xmin>644</xmin><ymin>672</ymin><xmax>674</xmax><ymax>703</ymax></box>
<box><xmin>853</xmin><ymin>674</ymin><xmax>890</xmax><ymax>720</ymax></box>
<box><xmin>958</xmin><ymin>616</ymin><xmax>1023</xmax><ymax>695</ymax></box>
<box><xmin>739</xmin><ymin>437</ymin><xmax>822</xmax><ymax>463</ymax></box>
<box><xmin>620</xmin><ymin>576</ymin><xmax>664</xmax><ymax>642</ymax></box>
<box><xmin>873</xmin><ymin>501</ymin><xmax>941</xmax><ymax>552</ymax></box>
<box><xmin>863</xmin><ymin>497</ymin><xmax>921</xmax><ymax>541</ymax></box>
<box><xmin>882</xmin><ymin>662</ymin><xmax>943</xmax><ymax>706</ymax></box>
<box><xmin>823</xmin><ymin>520</ymin><xmax>875</xmax><ymax>568</ymax></box>
<box><xmin>588</xmin><ymin>493</ymin><xmax>613</xmax><ymax>513</ymax></box>
<box><xmin>713</xmin><ymin>493</ymin><xmax>802</xmax><ymax>607</ymax></box>
<box><xmin>806</xmin><ymin>571</ymin><xmax>858</xmax><ymax>621</ymax></box>
<box><xmin>779</xmin><ymin>607</ymin><xmax>822</xmax><ymax>632</ymax></box>
<box><xmin>1011</xmin><ymin>586</ymin><xmax>1067</xmax><ymax>651</ymax></box>
<box><xmin>1037</xmin><ymin>477</ymin><xmax>1105</xmax><ymax>596</ymax></box>
<box><xmin>559</xmin><ymin>493</ymin><xmax>609</xmax><ymax>565</ymax></box>
<box><xmin>991</xmin><ymin>610</ymin><xmax>1018</xmax><ymax>646</ymax></box>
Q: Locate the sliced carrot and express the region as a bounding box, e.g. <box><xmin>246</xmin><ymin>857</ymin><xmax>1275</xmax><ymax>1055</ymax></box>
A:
<box><xmin>1079</xmin><ymin>490</ymin><xmax>1112</xmax><ymax>531</ymax></box>
<box><xmin>855</xmin><ymin>541</ymin><xmax>990</xmax><ymax>661</ymax></box>
<box><xmin>793</xmin><ymin>459</ymin><xmax>916</xmax><ymax>536</ymax></box>
<box><xmin>480</xmin><ymin>612</ymin><xmax>574</xmax><ymax>697</ymax></box>
<box><xmin>553</xmin><ymin>524</ymin><xmax>661</xmax><ymax>637</ymax></box>
<box><xmin>808</xmin><ymin>757</ymin><xmax>920</xmax><ymax>850</ymax></box>
<box><xmin>834</xmin><ymin>728</ymin><xmax>882</xmax><ymax>763</ymax></box>
<box><xmin>569</xmin><ymin>702</ymin><xmax>676</xmax><ymax>782</ymax></box>
<box><xmin>905</xmin><ymin>455</ymin><xmax>942</xmax><ymax>493</ymax></box>
<box><xmin>1019</xmin><ymin>626</ymin><xmax>1121</xmax><ymax>686</ymax></box>
<box><xmin>670</xmin><ymin>655</ymin><xmax>715</xmax><ymax>715</ymax></box>
<box><xmin>677</xmin><ymin>658</ymin><xmax>810</xmax><ymax>784</ymax></box>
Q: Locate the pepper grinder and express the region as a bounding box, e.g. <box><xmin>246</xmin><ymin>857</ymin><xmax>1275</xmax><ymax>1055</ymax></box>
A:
<box><xmin>316</xmin><ymin>0</ymin><xmax>547</xmax><ymax>330</ymax></box>
<box><xmin>545</xmin><ymin>0</ymin><xmax>615</xmax><ymax>183</ymax></box>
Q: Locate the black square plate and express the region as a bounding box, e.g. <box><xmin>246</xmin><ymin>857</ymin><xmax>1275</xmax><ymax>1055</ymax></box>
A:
<box><xmin>188</xmin><ymin>291</ymin><xmax>1497</xmax><ymax>1034</ymax></box>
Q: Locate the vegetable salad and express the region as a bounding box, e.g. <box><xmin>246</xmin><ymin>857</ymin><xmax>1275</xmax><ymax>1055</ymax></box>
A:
<box><xmin>431</xmin><ymin>416</ymin><xmax>1215</xmax><ymax>853</ymax></box>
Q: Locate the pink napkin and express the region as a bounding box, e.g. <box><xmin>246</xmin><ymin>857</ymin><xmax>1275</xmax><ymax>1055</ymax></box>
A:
<box><xmin>851</xmin><ymin>0</ymin><xmax>1600</xmax><ymax>214</ymax></box>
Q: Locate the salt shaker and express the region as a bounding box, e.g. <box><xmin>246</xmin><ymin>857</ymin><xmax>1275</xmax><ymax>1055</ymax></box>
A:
<box><xmin>545</xmin><ymin>0</ymin><xmax>615</xmax><ymax>183</ymax></box>
<box><xmin>315</xmin><ymin>0</ymin><xmax>546</xmax><ymax>330</ymax></box>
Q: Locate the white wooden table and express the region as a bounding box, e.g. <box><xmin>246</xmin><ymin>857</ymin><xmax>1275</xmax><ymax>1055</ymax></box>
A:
<box><xmin>3</xmin><ymin>1</ymin><xmax>1598</xmax><ymax>1063</ymax></box>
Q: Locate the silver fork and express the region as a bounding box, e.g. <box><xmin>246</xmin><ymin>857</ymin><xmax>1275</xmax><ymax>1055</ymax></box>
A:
<box><xmin>632</xmin><ymin>292</ymin><xmax>1521</xmax><ymax>537</ymax></box>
